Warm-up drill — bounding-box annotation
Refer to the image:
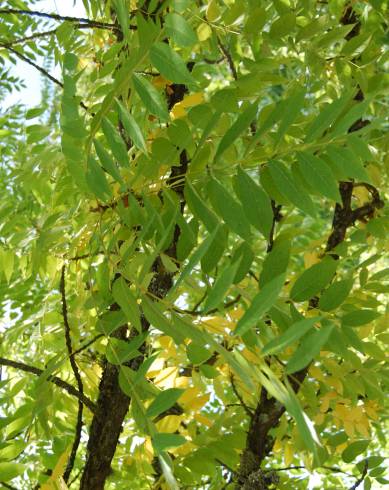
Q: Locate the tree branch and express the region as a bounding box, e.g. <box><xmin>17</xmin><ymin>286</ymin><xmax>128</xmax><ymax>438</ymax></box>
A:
<box><xmin>217</xmin><ymin>35</ymin><xmax>238</xmax><ymax>80</ymax></box>
<box><xmin>0</xmin><ymin>357</ymin><xmax>96</xmax><ymax>413</ymax></box>
<box><xmin>70</xmin><ymin>334</ymin><xmax>104</xmax><ymax>358</ymax></box>
<box><xmin>60</xmin><ymin>265</ymin><xmax>84</xmax><ymax>483</ymax></box>
<box><xmin>349</xmin><ymin>461</ymin><xmax>368</xmax><ymax>490</ymax></box>
<box><xmin>0</xmin><ymin>44</ymin><xmax>89</xmax><ymax>111</ymax></box>
<box><xmin>0</xmin><ymin>8</ymin><xmax>119</xmax><ymax>31</ymax></box>
<box><xmin>1</xmin><ymin>22</ymin><xmax>114</xmax><ymax>47</ymax></box>
<box><xmin>1</xmin><ymin>44</ymin><xmax>63</xmax><ymax>88</ymax></box>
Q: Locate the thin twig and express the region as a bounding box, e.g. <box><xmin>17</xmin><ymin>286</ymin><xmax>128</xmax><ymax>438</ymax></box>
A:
<box><xmin>0</xmin><ymin>357</ymin><xmax>96</xmax><ymax>413</ymax></box>
<box><xmin>0</xmin><ymin>44</ymin><xmax>89</xmax><ymax>111</ymax></box>
<box><xmin>230</xmin><ymin>374</ymin><xmax>254</xmax><ymax>417</ymax></box>
<box><xmin>60</xmin><ymin>265</ymin><xmax>84</xmax><ymax>483</ymax></box>
<box><xmin>70</xmin><ymin>334</ymin><xmax>104</xmax><ymax>358</ymax></box>
<box><xmin>0</xmin><ymin>8</ymin><xmax>118</xmax><ymax>30</ymax></box>
<box><xmin>217</xmin><ymin>35</ymin><xmax>238</xmax><ymax>80</ymax></box>
<box><xmin>1</xmin><ymin>29</ymin><xmax>57</xmax><ymax>45</ymax></box>
<box><xmin>69</xmin><ymin>251</ymin><xmax>104</xmax><ymax>261</ymax></box>
<box><xmin>0</xmin><ymin>482</ymin><xmax>19</xmax><ymax>490</ymax></box>
<box><xmin>175</xmin><ymin>294</ymin><xmax>241</xmax><ymax>316</ymax></box>
<box><xmin>348</xmin><ymin>461</ymin><xmax>368</xmax><ymax>489</ymax></box>
<box><xmin>266</xmin><ymin>466</ymin><xmax>305</xmax><ymax>472</ymax></box>
<box><xmin>1</xmin><ymin>23</ymin><xmax>108</xmax><ymax>47</ymax></box>
<box><xmin>1</xmin><ymin>44</ymin><xmax>63</xmax><ymax>88</ymax></box>
<box><xmin>267</xmin><ymin>200</ymin><xmax>282</xmax><ymax>252</ymax></box>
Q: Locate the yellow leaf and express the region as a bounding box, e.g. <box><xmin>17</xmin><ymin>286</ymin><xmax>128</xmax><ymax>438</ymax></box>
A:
<box><xmin>327</xmin><ymin>376</ymin><xmax>343</xmax><ymax>394</ymax></box>
<box><xmin>353</xmin><ymin>185</ymin><xmax>370</xmax><ymax>204</ymax></box>
<box><xmin>180</xmin><ymin>389</ymin><xmax>210</xmax><ymax>411</ymax></box>
<box><xmin>228</xmin><ymin>307</ymin><xmax>244</xmax><ymax>321</ymax></box>
<box><xmin>153</xmin><ymin>367</ymin><xmax>179</xmax><ymax>388</ymax></box>
<box><xmin>314</xmin><ymin>413</ymin><xmax>325</xmax><ymax>425</ymax></box>
<box><xmin>364</xmin><ymin>400</ymin><xmax>380</xmax><ymax>420</ymax></box>
<box><xmin>152</xmin><ymin>75</ymin><xmax>171</xmax><ymax>88</ymax></box>
<box><xmin>336</xmin><ymin>442</ymin><xmax>348</xmax><ymax>453</ymax></box>
<box><xmin>170</xmin><ymin>93</ymin><xmax>204</xmax><ymax>120</ymax></box>
<box><xmin>273</xmin><ymin>438</ymin><xmax>282</xmax><ymax>452</ymax></box>
<box><xmin>242</xmin><ymin>347</ymin><xmax>261</xmax><ymax>364</ymax></box>
<box><xmin>179</xmin><ymin>387</ymin><xmax>200</xmax><ymax>405</ymax></box>
<box><xmin>356</xmin><ymin>418</ymin><xmax>370</xmax><ymax>437</ymax></box>
<box><xmin>175</xmin><ymin>376</ymin><xmax>190</xmax><ymax>389</ymax></box>
<box><xmin>304</xmin><ymin>250</ymin><xmax>320</xmax><ymax>268</ymax></box>
<box><xmin>194</xmin><ymin>413</ymin><xmax>213</xmax><ymax>427</ymax></box>
<box><xmin>41</xmin><ymin>449</ymin><xmax>70</xmax><ymax>490</ymax></box>
<box><xmin>156</xmin><ymin>415</ymin><xmax>183</xmax><ymax>433</ymax></box>
<box><xmin>197</xmin><ymin>22</ymin><xmax>212</xmax><ymax>41</ymax></box>
<box><xmin>171</xmin><ymin>441</ymin><xmax>196</xmax><ymax>456</ymax></box>
<box><xmin>284</xmin><ymin>442</ymin><xmax>294</xmax><ymax>466</ymax></box>
<box><xmin>343</xmin><ymin>420</ymin><xmax>355</xmax><ymax>437</ymax></box>
<box><xmin>206</xmin><ymin>0</ymin><xmax>220</xmax><ymax>22</ymax></box>
<box><xmin>171</xmin><ymin>102</ymin><xmax>187</xmax><ymax>120</ymax></box>
<box><xmin>202</xmin><ymin>316</ymin><xmax>233</xmax><ymax>334</ymax></box>
<box><xmin>181</xmin><ymin>93</ymin><xmax>204</xmax><ymax>108</ymax></box>
<box><xmin>309</xmin><ymin>365</ymin><xmax>325</xmax><ymax>381</ymax></box>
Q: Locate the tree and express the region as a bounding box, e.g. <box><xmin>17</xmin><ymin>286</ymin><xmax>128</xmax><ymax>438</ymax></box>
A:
<box><xmin>0</xmin><ymin>0</ymin><xmax>387</xmax><ymax>488</ymax></box>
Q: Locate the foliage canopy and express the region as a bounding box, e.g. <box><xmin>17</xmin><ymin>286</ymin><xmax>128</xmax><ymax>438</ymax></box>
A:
<box><xmin>0</xmin><ymin>0</ymin><xmax>388</xmax><ymax>489</ymax></box>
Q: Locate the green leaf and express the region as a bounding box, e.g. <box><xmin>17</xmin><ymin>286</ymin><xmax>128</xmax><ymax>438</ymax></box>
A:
<box><xmin>172</xmin><ymin>314</ymin><xmax>254</xmax><ymax>390</ymax></box>
<box><xmin>171</xmin><ymin>225</ymin><xmax>221</xmax><ymax>295</ymax></box>
<box><xmin>285</xmin><ymin>323</ymin><xmax>334</xmax><ymax>374</ymax></box>
<box><xmin>342</xmin><ymin>440</ymin><xmax>369</xmax><ymax>463</ymax></box>
<box><xmin>112</xmin><ymin>277</ymin><xmax>142</xmax><ymax>332</ymax></box>
<box><xmin>257</xmin><ymin>363</ymin><xmax>322</xmax><ymax>463</ymax></box>
<box><xmin>348</xmin><ymin>134</ymin><xmax>372</xmax><ymax>162</ymax></box>
<box><xmin>274</xmin><ymin>88</ymin><xmax>305</xmax><ymax>144</ymax></box>
<box><xmin>186</xmin><ymin>343</ymin><xmax>212</xmax><ymax>364</ymax></box>
<box><xmin>262</xmin><ymin>316</ymin><xmax>322</xmax><ymax>355</ymax></box>
<box><xmin>146</xmin><ymin>388</ymin><xmax>184</xmax><ymax>419</ymax></box>
<box><xmin>231</xmin><ymin>241</ymin><xmax>254</xmax><ymax>284</ymax></box>
<box><xmin>269</xmin><ymin>13</ymin><xmax>296</xmax><ymax>38</ymax></box>
<box><xmin>199</xmin><ymin>364</ymin><xmax>219</xmax><ymax>378</ymax></box>
<box><xmin>325</xmin><ymin>145</ymin><xmax>370</xmax><ymax>182</ymax></box>
<box><xmin>305</xmin><ymin>92</ymin><xmax>353</xmax><ymax>143</ymax></box>
<box><xmin>165</xmin><ymin>13</ymin><xmax>197</xmax><ymax>47</ymax></box>
<box><xmin>208</xmin><ymin>178</ymin><xmax>252</xmax><ymax>240</ymax></box>
<box><xmin>331</xmin><ymin>100</ymin><xmax>369</xmax><ymax>137</ymax></box>
<box><xmin>116</xmin><ymin>98</ymin><xmax>148</xmax><ymax>153</ymax></box>
<box><xmin>201</xmin><ymin>224</ymin><xmax>228</xmax><ymax>273</ymax></box>
<box><xmin>235</xmin><ymin>274</ymin><xmax>285</xmax><ymax>336</ymax></box>
<box><xmin>149</xmin><ymin>42</ymin><xmax>196</xmax><ymax>86</ymax></box>
<box><xmin>234</xmin><ymin>167</ymin><xmax>273</xmax><ymax>239</ymax></box>
<box><xmin>93</xmin><ymin>139</ymin><xmax>123</xmax><ymax>183</ymax></box>
<box><xmin>268</xmin><ymin>161</ymin><xmax>316</xmax><ymax>217</ymax></box>
<box><xmin>341</xmin><ymin>32</ymin><xmax>371</xmax><ymax>57</ymax></box>
<box><xmin>296</xmin><ymin>152</ymin><xmax>341</xmax><ymax>202</ymax></box>
<box><xmin>215</xmin><ymin>102</ymin><xmax>258</xmax><ymax>160</ymax></box>
<box><xmin>0</xmin><ymin>462</ymin><xmax>26</xmax><ymax>481</ymax></box>
<box><xmin>141</xmin><ymin>297</ymin><xmax>186</xmax><ymax>344</ymax></box>
<box><xmin>318</xmin><ymin>278</ymin><xmax>353</xmax><ymax>312</ymax></box>
<box><xmin>203</xmin><ymin>260</ymin><xmax>241</xmax><ymax>313</ymax></box>
<box><xmin>185</xmin><ymin>182</ymin><xmax>219</xmax><ymax>232</ymax></box>
<box><xmin>113</xmin><ymin>0</ymin><xmax>128</xmax><ymax>36</ymax></box>
<box><xmin>260</xmin><ymin>237</ymin><xmax>291</xmax><ymax>287</ymax></box>
<box><xmin>152</xmin><ymin>433</ymin><xmax>186</xmax><ymax>453</ymax></box>
<box><xmin>101</xmin><ymin>117</ymin><xmax>129</xmax><ymax>166</ymax></box>
<box><xmin>106</xmin><ymin>333</ymin><xmax>147</xmax><ymax>365</ymax></box>
<box><xmin>133</xmin><ymin>74</ymin><xmax>169</xmax><ymax>121</ymax></box>
<box><xmin>86</xmin><ymin>156</ymin><xmax>112</xmax><ymax>202</ymax></box>
<box><xmin>290</xmin><ymin>257</ymin><xmax>338</xmax><ymax>302</ymax></box>
<box><xmin>96</xmin><ymin>310</ymin><xmax>127</xmax><ymax>336</ymax></box>
<box><xmin>341</xmin><ymin>310</ymin><xmax>380</xmax><ymax>327</ymax></box>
